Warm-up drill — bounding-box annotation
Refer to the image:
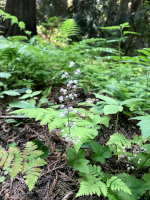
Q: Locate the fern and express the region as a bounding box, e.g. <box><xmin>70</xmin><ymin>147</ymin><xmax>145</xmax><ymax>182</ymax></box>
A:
<box><xmin>12</xmin><ymin>107</ymin><xmax>100</xmax><ymax>152</ymax></box>
<box><xmin>59</xmin><ymin>19</ymin><xmax>79</xmax><ymax>38</ymax></box>
<box><xmin>106</xmin><ymin>133</ymin><xmax>131</xmax><ymax>149</ymax></box>
<box><xmin>0</xmin><ymin>142</ymin><xmax>47</xmax><ymax>191</ymax></box>
<box><xmin>22</xmin><ymin>142</ymin><xmax>47</xmax><ymax>191</ymax></box>
<box><xmin>107</xmin><ymin>176</ymin><xmax>132</xmax><ymax>195</ymax></box>
<box><xmin>76</xmin><ymin>165</ymin><xmax>107</xmax><ymax>197</ymax></box>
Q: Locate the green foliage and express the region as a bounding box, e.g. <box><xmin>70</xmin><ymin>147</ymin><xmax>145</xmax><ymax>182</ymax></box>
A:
<box><xmin>76</xmin><ymin>164</ymin><xmax>107</xmax><ymax>197</ymax></box>
<box><xmin>0</xmin><ymin>142</ymin><xmax>47</xmax><ymax>191</ymax></box>
<box><xmin>59</xmin><ymin>18</ymin><xmax>80</xmax><ymax>38</ymax></box>
<box><xmin>11</xmin><ymin>107</ymin><xmax>100</xmax><ymax>152</ymax></box>
<box><xmin>0</xmin><ymin>9</ymin><xmax>31</xmax><ymax>36</ymax></box>
<box><xmin>107</xmin><ymin>176</ymin><xmax>131</xmax><ymax>195</ymax></box>
<box><xmin>107</xmin><ymin>133</ymin><xmax>131</xmax><ymax>155</ymax></box>
<box><xmin>108</xmin><ymin>173</ymin><xmax>149</xmax><ymax>200</ymax></box>
<box><xmin>67</xmin><ymin>147</ymin><xmax>89</xmax><ymax>173</ymax></box>
<box><xmin>132</xmin><ymin>115</ymin><xmax>150</xmax><ymax>138</ymax></box>
<box><xmin>89</xmin><ymin>140</ymin><xmax>112</xmax><ymax>163</ymax></box>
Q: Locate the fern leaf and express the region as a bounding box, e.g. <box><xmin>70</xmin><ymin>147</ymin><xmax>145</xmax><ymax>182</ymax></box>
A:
<box><xmin>106</xmin><ymin>133</ymin><xmax>131</xmax><ymax>149</ymax></box>
<box><xmin>0</xmin><ymin>148</ymin><xmax>8</xmax><ymax>166</ymax></box>
<box><xmin>76</xmin><ymin>165</ymin><xmax>107</xmax><ymax>197</ymax></box>
<box><xmin>59</xmin><ymin>19</ymin><xmax>79</xmax><ymax>38</ymax></box>
<box><xmin>107</xmin><ymin>176</ymin><xmax>131</xmax><ymax>195</ymax></box>
<box><xmin>22</xmin><ymin>142</ymin><xmax>47</xmax><ymax>191</ymax></box>
<box><xmin>3</xmin><ymin>147</ymin><xmax>16</xmax><ymax>170</ymax></box>
<box><xmin>10</xmin><ymin>148</ymin><xmax>23</xmax><ymax>179</ymax></box>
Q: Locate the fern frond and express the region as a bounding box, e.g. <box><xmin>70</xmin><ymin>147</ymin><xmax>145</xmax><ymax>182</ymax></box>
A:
<box><xmin>0</xmin><ymin>148</ymin><xmax>8</xmax><ymax>166</ymax></box>
<box><xmin>107</xmin><ymin>176</ymin><xmax>132</xmax><ymax>194</ymax></box>
<box><xmin>59</xmin><ymin>19</ymin><xmax>79</xmax><ymax>38</ymax></box>
<box><xmin>3</xmin><ymin>147</ymin><xmax>16</xmax><ymax>170</ymax></box>
<box><xmin>12</xmin><ymin>108</ymin><xmax>99</xmax><ymax>152</ymax></box>
<box><xmin>106</xmin><ymin>133</ymin><xmax>131</xmax><ymax>149</ymax></box>
<box><xmin>23</xmin><ymin>141</ymin><xmax>44</xmax><ymax>159</ymax></box>
<box><xmin>0</xmin><ymin>142</ymin><xmax>47</xmax><ymax>191</ymax></box>
<box><xmin>76</xmin><ymin>165</ymin><xmax>107</xmax><ymax>197</ymax></box>
<box><xmin>22</xmin><ymin>142</ymin><xmax>47</xmax><ymax>191</ymax></box>
<box><xmin>0</xmin><ymin>147</ymin><xmax>22</xmax><ymax>179</ymax></box>
<box><xmin>10</xmin><ymin>147</ymin><xmax>23</xmax><ymax>179</ymax></box>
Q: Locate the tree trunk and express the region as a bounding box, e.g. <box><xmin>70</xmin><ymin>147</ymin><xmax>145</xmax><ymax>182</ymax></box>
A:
<box><xmin>3</xmin><ymin>0</ymin><xmax>36</xmax><ymax>36</ymax></box>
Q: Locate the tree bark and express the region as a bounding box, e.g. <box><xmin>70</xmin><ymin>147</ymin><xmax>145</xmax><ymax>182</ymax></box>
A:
<box><xmin>3</xmin><ymin>0</ymin><xmax>36</xmax><ymax>36</ymax></box>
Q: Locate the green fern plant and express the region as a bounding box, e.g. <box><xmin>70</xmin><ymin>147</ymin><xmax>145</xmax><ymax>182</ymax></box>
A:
<box><xmin>76</xmin><ymin>165</ymin><xmax>132</xmax><ymax>198</ymax></box>
<box><xmin>11</xmin><ymin>107</ymin><xmax>101</xmax><ymax>152</ymax></box>
<box><xmin>107</xmin><ymin>176</ymin><xmax>131</xmax><ymax>195</ymax></box>
<box><xmin>59</xmin><ymin>18</ymin><xmax>79</xmax><ymax>39</ymax></box>
<box><xmin>76</xmin><ymin>164</ymin><xmax>107</xmax><ymax>197</ymax></box>
<box><xmin>0</xmin><ymin>141</ymin><xmax>47</xmax><ymax>191</ymax></box>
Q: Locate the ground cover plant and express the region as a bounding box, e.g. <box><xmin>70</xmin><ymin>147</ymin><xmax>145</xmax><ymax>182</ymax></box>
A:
<box><xmin>0</xmin><ymin>9</ymin><xmax>150</xmax><ymax>200</ymax></box>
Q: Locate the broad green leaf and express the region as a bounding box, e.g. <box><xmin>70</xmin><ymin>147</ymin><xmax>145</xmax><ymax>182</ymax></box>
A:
<box><xmin>0</xmin><ymin>176</ymin><xmax>5</xmax><ymax>182</ymax></box>
<box><xmin>67</xmin><ymin>147</ymin><xmax>89</xmax><ymax>173</ymax></box>
<box><xmin>90</xmin><ymin>141</ymin><xmax>112</xmax><ymax>163</ymax></box>
<box><xmin>94</xmin><ymin>94</ymin><xmax>119</xmax><ymax>105</ymax></box>
<box><xmin>113</xmin><ymin>173</ymin><xmax>149</xmax><ymax>200</ymax></box>
<box><xmin>121</xmin><ymin>98</ymin><xmax>144</xmax><ymax>106</ymax></box>
<box><xmin>104</xmin><ymin>105</ymin><xmax>123</xmax><ymax>115</ymax></box>
<box><xmin>18</xmin><ymin>21</ymin><xmax>25</xmax><ymax>29</ymax></box>
<box><xmin>132</xmin><ymin>115</ymin><xmax>150</xmax><ymax>138</ymax></box>
<box><xmin>9</xmin><ymin>101</ymin><xmax>35</xmax><ymax>109</ymax></box>
<box><xmin>142</xmin><ymin>173</ymin><xmax>150</xmax><ymax>189</ymax></box>
<box><xmin>2</xmin><ymin>90</ymin><xmax>20</xmax><ymax>96</ymax></box>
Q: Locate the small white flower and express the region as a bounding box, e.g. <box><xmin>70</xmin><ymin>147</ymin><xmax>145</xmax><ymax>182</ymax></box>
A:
<box><xmin>60</xmin><ymin>104</ymin><xmax>65</xmax><ymax>109</ymax></box>
<box><xmin>134</xmin><ymin>154</ymin><xmax>137</xmax><ymax>157</ymax></box>
<box><xmin>127</xmin><ymin>167</ymin><xmax>130</xmax><ymax>171</ymax></box>
<box><xmin>74</xmin><ymin>94</ymin><xmax>77</xmax><ymax>97</ymax></box>
<box><xmin>74</xmin><ymin>69</ymin><xmax>80</xmax><ymax>75</ymax></box>
<box><xmin>68</xmin><ymin>80</ymin><xmax>73</xmax><ymax>85</ymax></box>
<box><xmin>73</xmin><ymin>80</ymin><xmax>78</xmax><ymax>84</ymax></box>
<box><xmin>60</xmin><ymin>88</ymin><xmax>67</xmax><ymax>94</ymax></box>
<box><xmin>131</xmin><ymin>166</ymin><xmax>135</xmax><ymax>170</ymax></box>
<box><xmin>144</xmin><ymin>148</ymin><xmax>147</xmax><ymax>151</ymax></box>
<box><xmin>59</xmin><ymin>96</ymin><xmax>64</xmax><ymax>102</ymax></box>
<box><xmin>138</xmin><ymin>160</ymin><xmax>141</xmax><ymax>164</ymax></box>
<box><xmin>128</xmin><ymin>157</ymin><xmax>131</xmax><ymax>160</ymax></box>
<box><xmin>69</xmin><ymin>94</ymin><xmax>73</xmax><ymax>98</ymax></box>
<box><xmin>69</xmin><ymin>61</ymin><xmax>75</xmax><ymax>67</ymax></box>
<box><xmin>126</xmin><ymin>164</ymin><xmax>129</xmax><ymax>166</ymax></box>
<box><xmin>61</xmin><ymin>72</ymin><xmax>69</xmax><ymax>79</ymax></box>
<box><xmin>61</xmin><ymin>130</ymin><xmax>65</xmax><ymax>133</ymax></box>
<box><xmin>72</xmin><ymin>85</ymin><xmax>77</xmax><ymax>89</ymax></box>
<box><xmin>68</xmin><ymin>106</ymin><xmax>73</xmax><ymax>110</ymax></box>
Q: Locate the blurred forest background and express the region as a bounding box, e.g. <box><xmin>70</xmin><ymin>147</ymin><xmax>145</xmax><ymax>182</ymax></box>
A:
<box><xmin>0</xmin><ymin>0</ymin><xmax>150</xmax><ymax>55</ymax></box>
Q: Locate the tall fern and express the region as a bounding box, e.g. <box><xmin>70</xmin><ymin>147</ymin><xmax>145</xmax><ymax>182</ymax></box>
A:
<box><xmin>59</xmin><ymin>19</ymin><xmax>79</xmax><ymax>38</ymax></box>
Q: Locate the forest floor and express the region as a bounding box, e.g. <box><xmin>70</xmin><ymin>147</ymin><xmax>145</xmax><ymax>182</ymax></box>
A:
<box><xmin>0</xmin><ymin>88</ymin><xmax>141</xmax><ymax>200</ymax></box>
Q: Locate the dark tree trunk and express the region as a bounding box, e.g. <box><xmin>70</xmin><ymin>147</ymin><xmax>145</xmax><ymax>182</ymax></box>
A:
<box><xmin>3</xmin><ymin>0</ymin><xmax>36</xmax><ymax>36</ymax></box>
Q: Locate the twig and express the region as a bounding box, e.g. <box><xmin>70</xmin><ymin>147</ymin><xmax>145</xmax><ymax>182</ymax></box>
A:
<box><xmin>0</xmin><ymin>115</ymin><xmax>28</xmax><ymax>119</ymax></box>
